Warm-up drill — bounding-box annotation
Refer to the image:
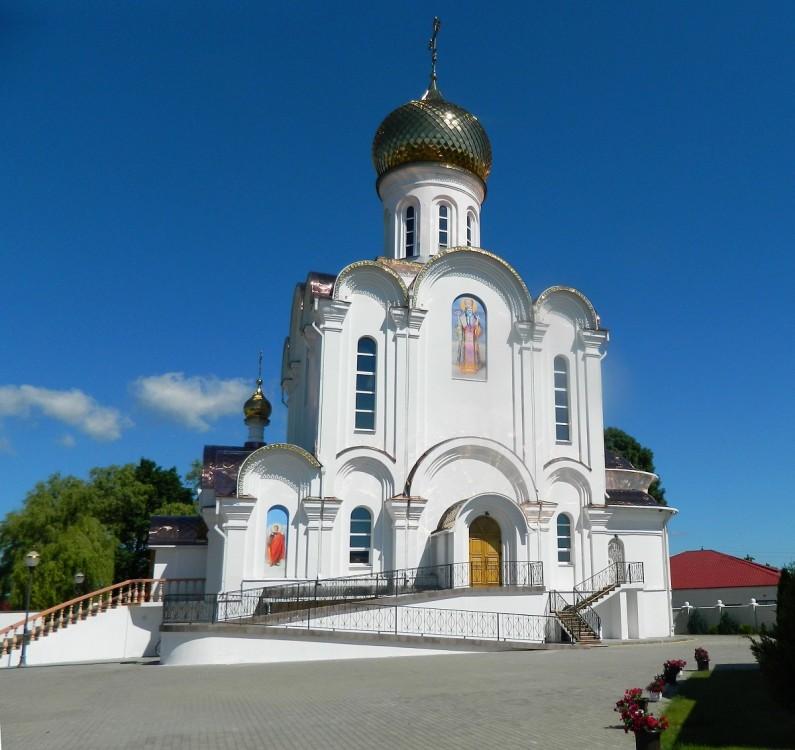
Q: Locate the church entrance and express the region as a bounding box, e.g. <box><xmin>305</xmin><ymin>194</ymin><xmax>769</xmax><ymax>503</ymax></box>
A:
<box><xmin>468</xmin><ymin>515</ymin><xmax>501</xmax><ymax>586</ymax></box>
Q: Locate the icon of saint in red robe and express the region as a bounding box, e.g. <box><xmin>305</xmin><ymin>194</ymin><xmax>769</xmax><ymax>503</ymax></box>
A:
<box><xmin>267</xmin><ymin>523</ymin><xmax>286</xmax><ymax>567</ymax></box>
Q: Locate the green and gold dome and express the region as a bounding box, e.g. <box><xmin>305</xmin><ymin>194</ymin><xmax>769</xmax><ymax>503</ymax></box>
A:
<box><xmin>372</xmin><ymin>84</ymin><xmax>492</xmax><ymax>184</ymax></box>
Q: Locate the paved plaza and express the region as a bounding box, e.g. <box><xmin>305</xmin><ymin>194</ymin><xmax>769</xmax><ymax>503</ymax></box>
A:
<box><xmin>1</xmin><ymin>636</ymin><xmax>754</xmax><ymax>750</ymax></box>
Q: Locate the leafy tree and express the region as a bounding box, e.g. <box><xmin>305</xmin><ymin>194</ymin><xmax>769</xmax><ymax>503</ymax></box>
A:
<box><xmin>0</xmin><ymin>459</ymin><xmax>197</xmax><ymax>609</ymax></box>
<box><xmin>750</xmin><ymin>563</ymin><xmax>795</xmax><ymax>708</ymax></box>
<box><xmin>604</xmin><ymin>427</ymin><xmax>666</xmax><ymax>504</ymax></box>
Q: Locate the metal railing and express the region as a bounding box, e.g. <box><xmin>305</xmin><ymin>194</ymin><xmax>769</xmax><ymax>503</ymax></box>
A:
<box><xmin>574</xmin><ymin>561</ymin><xmax>644</xmax><ymax>597</ymax></box>
<box><xmin>163</xmin><ymin>561</ymin><xmax>543</xmax><ymax>625</ymax></box>
<box><xmin>547</xmin><ymin>590</ymin><xmax>602</xmax><ymax>642</ymax></box>
<box><xmin>288</xmin><ymin>600</ymin><xmax>554</xmax><ymax>643</ymax></box>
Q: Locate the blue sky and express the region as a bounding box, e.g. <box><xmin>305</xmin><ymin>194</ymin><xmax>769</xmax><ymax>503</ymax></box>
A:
<box><xmin>1</xmin><ymin>1</ymin><xmax>793</xmax><ymax>565</ymax></box>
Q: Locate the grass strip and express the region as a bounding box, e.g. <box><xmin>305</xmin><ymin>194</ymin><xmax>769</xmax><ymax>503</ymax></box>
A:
<box><xmin>661</xmin><ymin>668</ymin><xmax>795</xmax><ymax>750</ymax></box>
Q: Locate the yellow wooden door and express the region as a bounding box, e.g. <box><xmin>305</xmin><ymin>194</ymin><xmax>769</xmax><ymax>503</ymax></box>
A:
<box><xmin>469</xmin><ymin>516</ymin><xmax>501</xmax><ymax>586</ymax></box>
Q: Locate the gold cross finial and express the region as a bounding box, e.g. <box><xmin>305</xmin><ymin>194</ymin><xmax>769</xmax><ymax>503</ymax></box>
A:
<box><xmin>428</xmin><ymin>17</ymin><xmax>441</xmax><ymax>89</ymax></box>
<box><xmin>257</xmin><ymin>350</ymin><xmax>263</xmax><ymax>387</ymax></box>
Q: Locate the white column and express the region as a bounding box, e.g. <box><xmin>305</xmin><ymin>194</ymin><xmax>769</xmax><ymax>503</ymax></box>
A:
<box><xmin>512</xmin><ymin>320</ymin><xmax>534</xmax><ymax>462</ymax></box>
<box><xmin>301</xmin><ymin>497</ymin><xmax>342</xmax><ymax>579</ymax></box>
<box><xmin>218</xmin><ymin>498</ymin><xmax>256</xmax><ymax>592</ymax></box>
<box><xmin>578</xmin><ymin>329</ymin><xmax>609</xmax><ymax>495</ymax></box>
<box><xmin>387</xmin><ymin>496</ymin><xmax>428</xmax><ymax>570</ymax></box>
<box><xmin>313</xmin><ymin>298</ymin><xmax>350</xmax><ymax>463</ymax></box>
<box><xmin>529</xmin><ymin>321</ymin><xmax>550</xmax><ymax>481</ymax></box>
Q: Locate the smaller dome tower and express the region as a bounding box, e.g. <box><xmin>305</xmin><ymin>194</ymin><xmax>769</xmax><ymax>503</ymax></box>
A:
<box><xmin>373</xmin><ymin>18</ymin><xmax>492</xmax><ymax>262</ymax></box>
<box><xmin>243</xmin><ymin>354</ymin><xmax>271</xmax><ymax>448</ymax></box>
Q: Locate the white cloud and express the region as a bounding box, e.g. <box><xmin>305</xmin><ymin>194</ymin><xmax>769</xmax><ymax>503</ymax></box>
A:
<box><xmin>133</xmin><ymin>372</ymin><xmax>251</xmax><ymax>431</ymax></box>
<box><xmin>0</xmin><ymin>385</ymin><xmax>126</xmax><ymax>441</ymax></box>
<box><xmin>58</xmin><ymin>433</ymin><xmax>77</xmax><ymax>448</ymax></box>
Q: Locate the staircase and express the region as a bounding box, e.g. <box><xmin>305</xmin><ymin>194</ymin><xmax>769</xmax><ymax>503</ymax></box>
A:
<box><xmin>548</xmin><ymin>562</ymin><xmax>645</xmax><ymax>644</ymax></box>
<box><xmin>0</xmin><ymin>578</ymin><xmax>204</xmax><ymax>658</ymax></box>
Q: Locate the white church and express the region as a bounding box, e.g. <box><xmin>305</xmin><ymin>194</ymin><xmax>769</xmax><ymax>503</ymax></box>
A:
<box><xmin>149</xmin><ymin>28</ymin><xmax>677</xmax><ymax>664</ymax></box>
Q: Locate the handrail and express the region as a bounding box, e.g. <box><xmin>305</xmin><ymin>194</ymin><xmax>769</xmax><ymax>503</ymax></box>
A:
<box><xmin>0</xmin><ymin>577</ymin><xmax>205</xmax><ymax>656</ymax></box>
<box><xmin>547</xmin><ymin>589</ymin><xmax>601</xmax><ymax>642</ymax></box>
<box><xmin>165</xmin><ymin>561</ymin><xmax>545</xmax><ymax>626</ymax></box>
<box><xmin>574</xmin><ymin>561</ymin><xmax>644</xmax><ymax>597</ymax></box>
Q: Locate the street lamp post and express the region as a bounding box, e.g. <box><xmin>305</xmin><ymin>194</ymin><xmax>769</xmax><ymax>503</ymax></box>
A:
<box><xmin>74</xmin><ymin>571</ymin><xmax>86</xmax><ymax>593</ymax></box>
<box><xmin>18</xmin><ymin>550</ymin><xmax>40</xmax><ymax>668</ymax></box>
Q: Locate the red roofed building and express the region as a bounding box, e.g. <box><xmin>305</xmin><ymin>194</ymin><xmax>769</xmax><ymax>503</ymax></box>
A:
<box><xmin>670</xmin><ymin>550</ymin><xmax>780</xmax><ymax>607</ymax></box>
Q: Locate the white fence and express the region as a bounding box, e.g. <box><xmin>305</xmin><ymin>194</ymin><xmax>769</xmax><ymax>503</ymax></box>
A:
<box><xmin>672</xmin><ymin>599</ymin><xmax>777</xmax><ymax>634</ymax></box>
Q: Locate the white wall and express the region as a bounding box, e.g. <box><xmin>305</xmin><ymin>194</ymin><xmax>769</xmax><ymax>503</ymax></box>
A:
<box><xmin>0</xmin><ymin>604</ymin><xmax>162</xmax><ymax>668</ymax></box>
<box><xmin>151</xmin><ymin>546</ymin><xmax>207</xmax><ymax>581</ymax></box>
<box><xmin>672</xmin><ymin>586</ymin><xmax>778</xmax><ymax>608</ymax></box>
<box><xmin>160</xmin><ymin>631</ymin><xmax>470</xmax><ymax>666</ymax></box>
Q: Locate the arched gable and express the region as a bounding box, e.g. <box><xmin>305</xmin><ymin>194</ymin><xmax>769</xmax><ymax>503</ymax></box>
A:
<box><xmin>407</xmin><ymin>436</ymin><xmax>538</xmax><ymax>504</ymax></box>
<box><xmin>333</xmin><ymin>260</ymin><xmax>408</xmax><ymax>305</ymax></box>
<box><xmin>336</xmin><ymin>449</ymin><xmax>397</xmax><ymax>500</ymax></box>
<box><xmin>545</xmin><ymin>464</ymin><xmax>593</xmax><ymax>508</ymax></box>
<box><xmin>410</xmin><ymin>247</ymin><xmax>533</xmax><ymax>321</ymax></box>
<box><xmin>535</xmin><ymin>286</ymin><xmax>600</xmax><ymax>330</ymax></box>
<box><xmin>237</xmin><ymin>443</ymin><xmax>321</xmax><ymax>498</ymax></box>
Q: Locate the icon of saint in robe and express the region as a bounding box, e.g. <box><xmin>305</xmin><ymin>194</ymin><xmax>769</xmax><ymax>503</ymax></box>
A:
<box><xmin>267</xmin><ymin>523</ymin><xmax>286</xmax><ymax>567</ymax></box>
<box><xmin>456</xmin><ymin>298</ymin><xmax>483</xmax><ymax>375</ymax></box>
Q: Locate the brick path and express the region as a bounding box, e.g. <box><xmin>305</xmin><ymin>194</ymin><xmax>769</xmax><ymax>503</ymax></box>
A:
<box><xmin>0</xmin><ymin>635</ymin><xmax>753</xmax><ymax>750</ymax></box>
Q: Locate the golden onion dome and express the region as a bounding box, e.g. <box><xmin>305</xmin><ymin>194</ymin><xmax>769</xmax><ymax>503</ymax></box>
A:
<box><xmin>243</xmin><ymin>379</ymin><xmax>272</xmax><ymax>424</ymax></box>
<box><xmin>372</xmin><ymin>85</ymin><xmax>492</xmax><ymax>184</ymax></box>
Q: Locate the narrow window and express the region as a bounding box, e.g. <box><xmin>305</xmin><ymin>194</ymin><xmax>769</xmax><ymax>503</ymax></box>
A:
<box><xmin>355</xmin><ymin>337</ymin><xmax>376</xmax><ymax>430</ymax></box>
<box><xmin>349</xmin><ymin>507</ymin><xmax>372</xmax><ymax>564</ymax></box>
<box><xmin>554</xmin><ymin>356</ymin><xmax>571</xmax><ymax>442</ymax></box>
<box><xmin>466</xmin><ymin>213</ymin><xmax>473</xmax><ymax>247</ymax></box>
<box><xmin>438</xmin><ymin>204</ymin><xmax>449</xmax><ymax>248</ymax></box>
<box><xmin>557</xmin><ymin>515</ymin><xmax>572</xmax><ymax>563</ymax></box>
<box><xmin>405</xmin><ymin>206</ymin><xmax>416</xmax><ymax>257</ymax></box>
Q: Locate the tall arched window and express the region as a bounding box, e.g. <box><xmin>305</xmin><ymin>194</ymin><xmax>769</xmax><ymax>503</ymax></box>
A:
<box><xmin>355</xmin><ymin>337</ymin><xmax>376</xmax><ymax>430</ymax></box>
<box><xmin>553</xmin><ymin>356</ymin><xmax>571</xmax><ymax>443</ymax></box>
<box><xmin>557</xmin><ymin>514</ymin><xmax>572</xmax><ymax>563</ymax></box>
<box><xmin>466</xmin><ymin>212</ymin><xmax>473</xmax><ymax>247</ymax></box>
<box><xmin>438</xmin><ymin>203</ymin><xmax>449</xmax><ymax>248</ymax></box>
<box><xmin>405</xmin><ymin>205</ymin><xmax>416</xmax><ymax>257</ymax></box>
<box><xmin>349</xmin><ymin>507</ymin><xmax>373</xmax><ymax>564</ymax></box>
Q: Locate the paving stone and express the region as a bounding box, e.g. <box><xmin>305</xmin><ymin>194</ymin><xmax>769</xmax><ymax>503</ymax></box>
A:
<box><xmin>0</xmin><ymin>636</ymin><xmax>753</xmax><ymax>750</ymax></box>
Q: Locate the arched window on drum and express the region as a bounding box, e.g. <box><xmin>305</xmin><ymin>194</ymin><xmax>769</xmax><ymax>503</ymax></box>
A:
<box><xmin>405</xmin><ymin>205</ymin><xmax>417</xmax><ymax>258</ymax></box>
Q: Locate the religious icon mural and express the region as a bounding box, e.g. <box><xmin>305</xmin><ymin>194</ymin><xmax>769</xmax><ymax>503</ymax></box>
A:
<box><xmin>452</xmin><ymin>294</ymin><xmax>487</xmax><ymax>380</ymax></box>
<box><xmin>265</xmin><ymin>506</ymin><xmax>288</xmax><ymax>572</ymax></box>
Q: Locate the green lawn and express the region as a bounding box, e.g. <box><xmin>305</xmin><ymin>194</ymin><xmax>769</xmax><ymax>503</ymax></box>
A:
<box><xmin>661</xmin><ymin>668</ymin><xmax>795</xmax><ymax>750</ymax></box>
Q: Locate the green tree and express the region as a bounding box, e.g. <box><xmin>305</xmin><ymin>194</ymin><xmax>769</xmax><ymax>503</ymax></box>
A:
<box><xmin>604</xmin><ymin>427</ymin><xmax>666</xmax><ymax>504</ymax></box>
<box><xmin>750</xmin><ymin>563</ymin><xmax>795</xmax><ymax>708</ymax></box>
<box><xmin>0</xmin><ymin>459</ymin><xmax>197</xmax><ymax>609</ymax></box>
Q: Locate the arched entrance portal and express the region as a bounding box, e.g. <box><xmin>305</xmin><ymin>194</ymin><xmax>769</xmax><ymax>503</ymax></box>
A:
<box><xmin>469</xmin><ymin>515</ymin><xmax>501</xmax><ymax>586</ymax></box>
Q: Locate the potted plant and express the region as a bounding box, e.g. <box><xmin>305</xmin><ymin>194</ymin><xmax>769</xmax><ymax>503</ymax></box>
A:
<box><xmin>615</xmin><ymin>688</ymin><xmax>649</xmax><ymax>718</ymax></box>
<box><xmin>694</xmin><ymin>646</ymin><xmax>710</xmax><ymax>671</ymax></box>
<box><xmin>630</xmin><ymin>712</ymin><xmax>670</xmax><ymax>750</ymax></box>
<box><xmin>646</xmin><ymin>675</ymin><xmax>665</xmax><ymax>702</ymax></box>
<box><xmin>663</xmin><ymin>658</ymin><xmax>687</xmax><ymax>685</ymax></box>
<box><xmin>615</xmin><ymin>694</ymin><xmax>669</xmax><ymax>750</ymax></box>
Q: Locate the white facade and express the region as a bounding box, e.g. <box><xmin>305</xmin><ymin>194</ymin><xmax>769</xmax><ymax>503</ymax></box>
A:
<box><xmin>166</xmin><ymin>78</ymin><xmax>677</xmax><ymax>644</ymax></box>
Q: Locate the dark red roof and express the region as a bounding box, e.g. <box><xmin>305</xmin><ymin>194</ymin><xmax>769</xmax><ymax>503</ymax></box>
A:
<box><xmin>671</xmin><ymin>550</ymin><xmax>780</xmax><ymax>590</ymax></box>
